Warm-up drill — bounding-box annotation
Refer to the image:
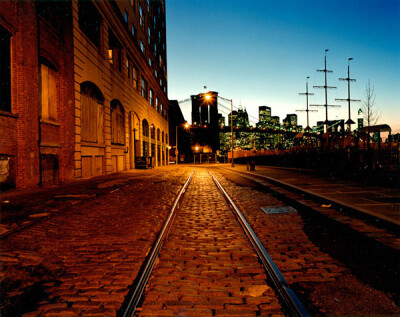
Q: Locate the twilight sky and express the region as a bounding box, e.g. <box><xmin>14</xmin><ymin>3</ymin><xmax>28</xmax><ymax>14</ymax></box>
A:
<box><xmin>165</xmin><ymin>0</ymin><xmax>400</xmax><ymax>133</ymax></box>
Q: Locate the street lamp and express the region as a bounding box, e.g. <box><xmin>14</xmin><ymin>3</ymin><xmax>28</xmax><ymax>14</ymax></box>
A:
<box><xmin>206</xmin><ymin>94</ymin><xmax>234</xmax><ymax>167</ymax></box>
<box><xmin>176</xmin><ymin>122</ymin><xmax>190</xmax><ymax>165</ymax></box>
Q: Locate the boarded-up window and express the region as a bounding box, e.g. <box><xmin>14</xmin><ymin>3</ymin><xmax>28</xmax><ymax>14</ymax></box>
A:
<box><xmin>40</xmin><ymin>63</ymin><xmax>57</xmax><ymax>122</ymax></box>
<box><xmin>111</xmin><ymin>100</ymin><xmax>125</xmax><ymax>145</ymax></box>
<box><xmin>81</xmin><ymin>82</ymin><xmax>104</xmax><ymax>144</ymax></box>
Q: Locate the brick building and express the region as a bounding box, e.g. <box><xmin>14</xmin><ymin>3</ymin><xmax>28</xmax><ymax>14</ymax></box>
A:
<box><xmin>0</xmin><ymin>1</ymin><xmax>75</xmax><ymax>188</ymax></box>
<box><xmin>0</xmin><ymin>0</ymin><xmax>169</xmax><ymax>188</ymax></box>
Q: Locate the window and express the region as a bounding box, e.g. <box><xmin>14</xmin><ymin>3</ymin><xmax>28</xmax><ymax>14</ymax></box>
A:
<box><xmin>148</xmin><ymin>26</ymin><xmax>151</xmax><ymax>44</ymax></box>
<box><xmin>142</xmin><ymin>119</ymin><xmax>149</xmax><ymax>137</ymax></box>
<box><xmin>165</xmin><ymin>133</ymin><xmax>168</xmax><ymax>144</ymax></box>
<box><xmin>160</xmin><ymin>78</ymin><xmax>162</xmax><ymax>87</ymax></box>
<box><xmin>149</xmin><ymin>89</ymin><xmax>154</xmax><ymax>106</ymax></box>
<box><xmin>147</xmin><ymin>0</ymin><xmax>150</xmax><ymax>12</ymax></box>
<box><xmin>142</xmin><ymin>119</ymin><xmax>149</xmax><ymax>156</ymax></box>
<box><xmin>124</xmin><ymin>10</ymin><xmax>128</xmax><ymax>23</ymax></box>
<box><xmin>157</xmin><ymin>129</ymin><xmax>160</xmax><ymax>141</ymax></box>
<box><xmin>111</xmin><ymin>100</ymin><xmax>125</xmax><ymax>145</ymax></box>
<box><xmin>0</xmin><ymin>25</ymin><xmax>12</xmax><ymax>112</ymax></box>
<box><xmin>141</xmin><ymin>78</ymin><xmax>147</xmax><ymax>99</ymax></box>
<box><xmin>148</xmin><ymin>57</ymin><xmax>152</xmax><ymax>67</ymax></box>
<box><xmin>140</xmin><ymin>40</ymin><xmax>144</xmax><ymax>54</ymax></box>
<box><xmin>108</xmin><ymin>30</ymin><xmax>122</xmax><ymax>71</ymax></box>
<box><xmin>139</xmin><ymin>5</ymin><xmax>143</xmax><ymax>27</ymax></box>
<box><xmin>154</xmin><ymin>43</ymin><xmax>157</xmax><ymax>57</ymax></box>
<box><xmin>154</xmin><ymin>16</ymin><xmax>156</xmax><ymax>26</ymax></box>
<box><xmin>155</xmin><ymin>70</ymin><xmax>158</xmax><ymax>78</ymax></box>
<box><xmin>131</xmin><ymin>25</ymin><xmax>135</xmax><ymax>37</ymax></box>
<box><xmin>78</xmin><ymin>0</ymin><xmax>102</xmax><ymax>48</ymax></box>
<box><xmin>132</xmin><ymin>67</ymin><xmax>137</xmax><ymax>89</ymax></box>
<box><xmin>162</xmin><ymin>131</ymin><xmax>164</xmax><ymax>143</ymax></box>
<box><xmin>160</xmin><ymin>103</ymin><xmax>163</xmax><ymax>116</ymax></box>
<box><xmin>155</xmin><ymin>97</ymin><xmax>159</xmax><ymax>112</ymax></box>
<box><xmin>150</xmin><ymin>124</ymin><xmax>155</xmax><ymax>139</ymax></box>
<box><xmin>40</xmin><ymin>61</ymin><xmax>58</xmax><ymax>122</ymax></box>
<box><xmin>126</xmin><ymin>58</ymin><xmax>130</xmax><ymax>78</ymax></box>
<box><xmin>81</xmin><ymin>82</ymin><xmax>104</xmax><ymax>144</ymax></box>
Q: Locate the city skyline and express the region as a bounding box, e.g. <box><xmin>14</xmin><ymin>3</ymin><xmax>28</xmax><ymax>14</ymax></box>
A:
<box><xmin>166</xmin><ymin>0</ymin><xmax>400</xmax><ymax>133</ymax></box>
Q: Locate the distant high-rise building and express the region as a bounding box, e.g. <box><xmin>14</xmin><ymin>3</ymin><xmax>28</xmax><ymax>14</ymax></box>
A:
<box><xmin>271</xmin><ymin>116</ymin><xmax>280</xmax><ymax>128</ymax></box>
<box><xmin>229</xmin><ymin>105</ymin><xmax>249</xmax><ymax>128</ymax></box>
<box><xmin>283</xmin><ymin>114</ymin><xmax>297</xmax><ymax>130</ymax></box>
<box><xmin>259</xmin><ymin>106</ymin><xmax>271</xmax><ymax>124</ymax></box>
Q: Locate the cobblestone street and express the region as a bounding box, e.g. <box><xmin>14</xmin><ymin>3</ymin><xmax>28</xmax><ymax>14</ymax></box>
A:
<box><xmin>1</xmin><ymin>167</ymin><xmax>191</xmax><ymax>316</ymax></box>
<box><xmin>1</xmin><ymin>165</ymin><xmax>400</xmax><ymax>316</ymax></box>
<box><xmin>137</xmin><ymin>168</ymin><xmax>283</xmax><ymax>317</ymax></box>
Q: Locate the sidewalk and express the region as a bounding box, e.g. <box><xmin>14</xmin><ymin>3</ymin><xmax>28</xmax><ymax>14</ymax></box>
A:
<box><xmin>225</xmin><ymin>164</ymin><xmax>400</xmax><ymax>227</ymax></box>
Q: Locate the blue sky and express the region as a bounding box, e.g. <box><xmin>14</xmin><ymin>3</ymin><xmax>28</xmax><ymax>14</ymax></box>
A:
<box><xmin>166</xmin><ymin>0</ymin><xmax>400</xmax><ymax>133</ymax></box>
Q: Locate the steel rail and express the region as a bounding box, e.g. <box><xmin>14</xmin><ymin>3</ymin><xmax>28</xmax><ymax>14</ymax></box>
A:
<box><xmin>207</xmin><ymin>169</ymin><xmax>309</xmax><ymax>317</ymax></box>
<box><xmin>223</xmin><ymin>167</ymin><xmax>400</xmax><ymax>231</ymax></box>
<box><xmin>119</xmin><ymin>169</ymin><xmax>195</xmax><ymax>317</ymax></box>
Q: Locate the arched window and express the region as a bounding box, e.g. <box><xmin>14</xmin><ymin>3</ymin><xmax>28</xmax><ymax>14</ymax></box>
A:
<box><xmin>111</xmin><ymin>100</ymin><xmax>125</xmax><ymax>145</ymax></box>
<box><xmin>142</xmin><ymin>119</ymin><xmax>149</xmax><ymax>156</ymax></box>
<box><xmin>157</xmin><ymin>128</ymin><xmax>160</xmax><ymax>141</ymax></box>
<box><xmin>150</xmin><ymin>124</ymin><xmax>155</xmax><ymax>139</ymax></box>
<box><xmin>142</xmin><ymin>119</ymin><xmax>149</xmax><ymax>137</ymax></box>
<box><xmin>81</xmin><ymin>82</ymin><xmax>104</xmax><ymax>144</ymax></box>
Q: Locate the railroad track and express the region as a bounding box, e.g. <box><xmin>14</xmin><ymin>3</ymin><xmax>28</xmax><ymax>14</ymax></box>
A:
<box><xmin>211</xmin><ymin>166</ymin><xmax>400</xmax><ymax>312</ymax></box>
<box><xmin>221</xmin><ymin>167</ymin><xmax>400</xmax><ymax>244</ymax></box>
<box><xmin>118</xmin><ymin>168</ymin><xmax>309</xmax><ymax>317</ymax></box>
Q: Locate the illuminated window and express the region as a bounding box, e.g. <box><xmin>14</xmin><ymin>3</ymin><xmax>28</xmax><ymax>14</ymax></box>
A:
<box><xmin>155</xmin><ymin>97</ymin><xmax>159</xmax><ymax>112</ymax></box>
<box><xmin>132</xmin><ymin>67</ymin><xmax>137</xmax><ymax>89</ymax></box>
<box><xmin>126</xmin><ymin>58</ymin><xmax>130</xmax><ymax>78</ymax></box>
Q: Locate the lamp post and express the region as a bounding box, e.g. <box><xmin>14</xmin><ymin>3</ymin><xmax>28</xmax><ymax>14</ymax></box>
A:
<box><xmin>205</xmin><ymin>94</ymin><xmax>234</xmax><ymax>167</ymax></box>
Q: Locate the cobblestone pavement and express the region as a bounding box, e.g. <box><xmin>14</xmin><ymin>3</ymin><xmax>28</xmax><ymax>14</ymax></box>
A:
<box><xmin>1</xmin><ymin>167</ymin><xmax>191</xmax><ymax>316</ymax></box>
<box><xmin>211</xmin><ymin>167</ymin><xmax>400</xmax><ymax>316</ymax></box>
<box><xmin>2</xmin><ymin>165</ymin><xmax>400</xmax><ymax>316</ymax></box>
<box><xmin>137</xmin><ymin>168</ymin><xmax>284</xmax><ymax>317</ymax></box>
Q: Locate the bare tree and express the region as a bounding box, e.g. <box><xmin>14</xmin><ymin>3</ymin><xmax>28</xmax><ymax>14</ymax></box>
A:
<box><xmin>361</xmin><ymin>80</ymin><xmax>381</xmax><ymax>127</ymax></box>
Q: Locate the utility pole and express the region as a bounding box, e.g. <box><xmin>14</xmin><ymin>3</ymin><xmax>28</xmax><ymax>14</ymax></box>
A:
<box><xmin>311</xmin><ymin>49</ymin><xmax>340</xmax><ymax>146</ymax></box>
<box><xmin>335</xmin><ymin>58</ymin><xmax>360</xmax><ymax>137</ymax></box>
<box><xmin>297</xmin><ymin>76</ymin><xmax>317</xmax><ymax>133</ymax></box>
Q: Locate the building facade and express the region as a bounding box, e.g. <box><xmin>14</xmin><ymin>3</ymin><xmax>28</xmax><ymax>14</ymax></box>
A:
<box><xmin>0</xmin><ymin>0</ymin><xmax>169</xmax><ymax>189</ymax></box>
<box><xmin>73</xmin><ymin>0</ymin><xmax>169</xmax><ymax>178</ymax></box>
<box><xmin>0</xmin><ymin>1</ymin><xmax>75</xmax><ymax>188</ymax></box>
